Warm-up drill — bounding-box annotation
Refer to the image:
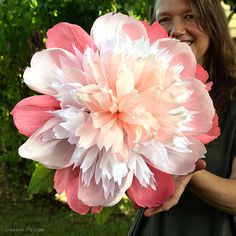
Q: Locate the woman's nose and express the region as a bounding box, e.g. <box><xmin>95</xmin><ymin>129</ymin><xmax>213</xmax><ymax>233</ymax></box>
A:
<box><xmin>169</xmin><ymin>19</ymin><xmax>186</xmax><ymax>38</ymax></box>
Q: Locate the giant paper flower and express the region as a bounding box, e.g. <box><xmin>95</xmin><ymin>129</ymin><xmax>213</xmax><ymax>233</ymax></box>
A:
<box><xmin>11</xmin><ymin>13</ymin><xmax>220</xmax><ymax>214</ymax></box>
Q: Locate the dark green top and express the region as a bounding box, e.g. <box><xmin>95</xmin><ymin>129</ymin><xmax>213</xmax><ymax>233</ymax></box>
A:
<box><xmin>129</xmin><ymin>100</ymin><xmax>236</xmax><ymax>236</ymax></box>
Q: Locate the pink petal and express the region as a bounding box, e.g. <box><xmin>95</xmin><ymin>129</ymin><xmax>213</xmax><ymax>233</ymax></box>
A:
<box><xmin>67</xmin><ymin>179</ymin><xmax>91</xmax><ymax>215</ymax></box>
<box><xmin>98</xmin><ymin>120</ymin><xmax>125</xmax><ymax>154</ymax></box>
<box><xmin>194</xmin><ymin>64</ymin><xmax>209</xmax><ymax>84</ymax></box>
<box><xmin>127</xmin><ymin>165</ymin><xmax>175</xmax><ymax>208</ymax></box>
<box><xmin>76</xmin><ymin>117</ymin><xmax>99</xmax><ymax>149</ymax></box>
<box><xmin>184</xmin><ymin>79</ymin><xmax>215</xmax><ymax>135</ymax></box>
<box><xmin>142</xmin><ymin>21</ymin><xmax>168</xmax><ymax>44</ymax></box>
<box><xmin>46</xmin><ymin>22</ymin><xmax>97</xmax><ymax>54</ymax></box>
<box><xmin>55</xmin><ymin>167</ymin><xmax>90</xmax><ymax>215</ymax></box>
<box><xmin>54</xmin><ymin>166</ymin><xmax>78</xmax><ymax>194</ymax></box>
<box><xmin>194</xmin><ymin>64</ymin><xmax>213</xmax><ymax>91</ymax></box>
<box><xmin>158</xmin><ymin>38</ymin><xmax>197</xmax><ymax>78</ymax></box>
<box><xmin>55</xmin><ymin>167</ymin><xmax>103</xmax><ymax>215</ymax></box>
<box><xmin>196</xmin><ymin>114</ymin><xmax>220</xmax><ymax>144</ymax></box>
<box><xmin>11</xmin><ymin>95</ymin><xmax>60</xmax><ymax>137</ymax></box>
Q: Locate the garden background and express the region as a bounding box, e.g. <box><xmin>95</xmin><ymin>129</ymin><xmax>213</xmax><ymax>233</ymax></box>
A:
<box><xmin>0</xmin><ymin>0</ymin><xmax>235</xmax><ymax>235</ymax></box>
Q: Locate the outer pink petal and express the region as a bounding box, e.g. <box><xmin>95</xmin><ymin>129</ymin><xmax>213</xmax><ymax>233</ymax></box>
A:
<box><xmin>46</xmin><ymin>22</ymin><xmax>97</xmax><ymax>54</ymax></box>
<box><xmin>67</xmin><ymin>178</ymin><xmax>91</xmax><ymax>215</ymax></box>
<box><xmin>142</xmin><ymin>21</ymin><xmax>168</xmax><ymax>44</ymax></box>
<box><xmin>196</xmin><ymin>114</ymin><xmax>220</xmax><ymax>144</ymax></box>
<box><xmin>11</xmin><ymin>95</ymin><xmax>60</xmax><ymax>137</ymax></box>
<box><xmin>194</xmin><ymin>64</ymin><xmax>212</xmax><ymax>91</ymax></box>
<box><xmin>194</xmin><ymin>64</ymin><xmax>209</xmax><ymax>84</ymax></box>
<box><xmin>127</xmin><ymin>166</ymin><xmax>175</xmax><ymax>208</ymax></box>
<box><xmin>54</xmin><ymin>166</ymin><xmax>78</xmax><ymax>194</ymax></box>
<box><xmin>54</xmin><ymin>167</ymin><xmax>103</xmax><ymax>215</ymax></box>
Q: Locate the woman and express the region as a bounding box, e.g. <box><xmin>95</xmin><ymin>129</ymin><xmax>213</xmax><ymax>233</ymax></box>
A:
<box><xmin>129</xmin><ymin>0</ymin><xmax>236</xmax><ymax>235</ymax></box>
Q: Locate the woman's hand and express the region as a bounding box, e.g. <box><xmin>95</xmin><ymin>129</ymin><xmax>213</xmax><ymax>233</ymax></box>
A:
<box><xmin>143</xmin><ymin>174</ymin><xmax>192</xmax><ymax>217</ymax></box>
<box><xmin>143</xmin><ymin>159</ymin><xmax>206</xmax><ymax>217</ymax></box>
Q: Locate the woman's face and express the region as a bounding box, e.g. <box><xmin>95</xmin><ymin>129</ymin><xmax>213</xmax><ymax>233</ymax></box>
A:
<box><xmin>155</xmin><ymin>0</ymin><xmax>210</xmax><ymax>65</ymax></box>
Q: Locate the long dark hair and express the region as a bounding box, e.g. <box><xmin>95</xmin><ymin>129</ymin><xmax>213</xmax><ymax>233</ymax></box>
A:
<box><xmin>152</xmin><ymin>0</ymin><xmax>236</xmax><ymax>118</ymax></box>
<box><xmin>190</xmin><ymin>0</ymin><xmax>236</xmax><ymax>117</ymax></box>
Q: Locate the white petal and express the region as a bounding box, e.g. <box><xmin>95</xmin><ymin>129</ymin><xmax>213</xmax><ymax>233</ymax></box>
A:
<box><xmin>24</xmin><ymin>48</ymin><xmax>81</xmax><ymax>95</ymax></box>
<box><xmin>18</xmin><ymin>117</ymin><xmax>76</xmax><ymax>168</ymax></box>
<box><xmin>78</xmin><ymin>171</ymin><xmax>133</xmax><ymax>206</ymax></box>
<box><xmin>91</xmin><ymin>12</ymin><xmax>147</xmax><ymax>50</ymax></box>
<box><xmin>129</xmin><ymin>151</ymin><xmax>155</xmax><ymax>188</ymax></box>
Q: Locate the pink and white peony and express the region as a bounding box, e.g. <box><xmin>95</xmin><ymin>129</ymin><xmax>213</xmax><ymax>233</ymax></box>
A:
<box><xmin>11</xmin><ymin>12</ymin><xmax>220</xmax><ymax>214</ymax></box>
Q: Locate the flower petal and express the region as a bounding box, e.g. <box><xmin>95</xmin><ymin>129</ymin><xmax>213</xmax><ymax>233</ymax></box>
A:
<box><xmin>91</xmin><ymin>12</ymin><xmax>148</xmax><ymax>50</ymax></box>
<box><xmin>19</xmin><ymin>117</ymin><xmax>74</xmax><ymax>169</ymax></box>
<box><xmin>196</xmin><ymin>114</ymin><xmax>220</xmax><ymax>144</ymax></box>
<box><xmin>55</xmin><ymin>167</ymin><xmax>102</xmax><ymax>214</ymax></box>
<box><xmin>46</xmin><ymin>22</ymin><xmax>97</xmax><ymax>54</ymax></box>
<box><xmin>142</xmin><ymin>21</ymin><xmax>168</xmax><ymax>44</ymax></box>
<box><xmin>24</xmin><ymin>48</ymin><xmax>81</xmax><ymax>95</ymax></box>
<box><xmin>11</xmin><ymin>95</ymin><xmax>60</xmax><ymax>137</ymax></box>
<box><xmin>127</xmin><ymin>165</ymin><xmax>175</xmax><ymax>208</ymax></box>
<box><xmin>78</xmin><ymin>171</ymin><xmax>133</xmax><ymax>207</ymax></box>
<box><xmin>158</xmin><ymin>38</ymin><xmax>197</xmax><ymax>78</ymax></box>
<box><xmin>135</xmin><ymin>138</ymin><xmax>206</xmax><ymax>175</ymax></box>
<box><xmin>184</xmin><ymin>79</ymin><xmax>215</xmax><ymax>135</ymax></box>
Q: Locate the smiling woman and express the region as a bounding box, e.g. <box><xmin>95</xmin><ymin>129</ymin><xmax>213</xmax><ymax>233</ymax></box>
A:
<box><xmin>129</xmin><ymin>0</ymin><xmax>236</xmax><ymax>235</ymax></box>
<box><xmin>154</xmin><ymin>0</ymin><xmax>210</xmax><ymax>65</ymax></box>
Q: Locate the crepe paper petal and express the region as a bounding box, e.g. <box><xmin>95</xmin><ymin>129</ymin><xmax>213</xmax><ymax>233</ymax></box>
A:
<box><xmin>19</xmin><ymin>118</ymin><xmax>75</xmax><ymax>169</ymax></box>
<box><xmin>55</xmin><ymin>167</ymin><xmax>103</xmax><ymax>215</ymax></box>
<box><xmin>66</xmin><ymin>178</ymin><xmax>91</xmax><ymax>215</ymax></box>
<box><xmin>194</xmin><ymin>64</ymin><xmax>213</xmax><ymax>92</ymax></box>
<box><xmin>127</xmin><ymin>165</ymin><xmax>175</xmax><ymax>208</ymax></box>
<box><xmin>11</xmin><ymin>95</ymin><xmax>60</xmax><ymax>137</ymax></box>
<box><xmin>93</xmin><ymin>149</ymin><xmax>129</xmax><ymax>187</ymax></box>
<box><xmin>196</xmin><ymin>114</ymin><xmax>220</xmax><ymax>144</ymax></box>
<box><xmin>142</xmin><ymin>21</ymin><xmax>168</xmax><ymax>44</ymax></box>
<box><xmin>54</xmin><ymin>166</ymin><xmax>78</xmax><ymax>194</ymax></box>
<box><xmin>183</xmin><ymin>79</ymin><xmax>215</xmax><ymax>135</ymax></box>
<box><xmin>78</xmin><ymin>170</ymin><xmax>133</xmax><ymax>207</ymax></box>
<box><xmin>135</xmin><ymin>137</ymin><xmax>207</xmax><ymax>175</ymax></box>
<box><xmin>195</xmin><ymin>64</ymin><xmax>209</xmax><ymax>84</ymax></box>
<box><xmin>90</xmin><ymin>12</ymin><xmax>148</xmax><ymax>50</ymax></box>
<box><xmin>46</xmin><ymin>22</ymin><xmax>97</xmax><ymax>54</ymax></box>
<box><xmin>52</xmin><ymin>108</ymin><xmax>88</xmax><ymax>145</ymax></box>
<box><xmin>157</xmin><ymin>38</ymin><xmax>197</xmax><ymax>79</ymax></box>
<box><xmin>24</xmin><ymin>48</ymin><xmax>82</xmax><ymax>95</ymax></box>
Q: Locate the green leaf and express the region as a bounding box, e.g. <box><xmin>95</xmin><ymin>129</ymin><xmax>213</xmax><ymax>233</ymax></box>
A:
<box><xmin>28</xmin><ymin>163</ymin><xmax>55</xmax><ymax>195</ymax></box>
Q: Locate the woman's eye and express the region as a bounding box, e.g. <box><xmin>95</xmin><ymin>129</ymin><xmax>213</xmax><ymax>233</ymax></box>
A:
<box><xmin>158</xmin><ymin>17</ymin><xmax>171</xmax><ymax>24</ymax></box>
<box><xmin>184</xmin><ymin>14</ymin><xmax>194</xmax><ymax>20</ymax></box>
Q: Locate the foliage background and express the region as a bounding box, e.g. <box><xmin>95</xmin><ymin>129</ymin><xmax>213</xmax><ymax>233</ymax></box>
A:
<box><xmin>0</xmin><ymin>0</ymin><xmax>235</xmax><ymax>235</ymax></box>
